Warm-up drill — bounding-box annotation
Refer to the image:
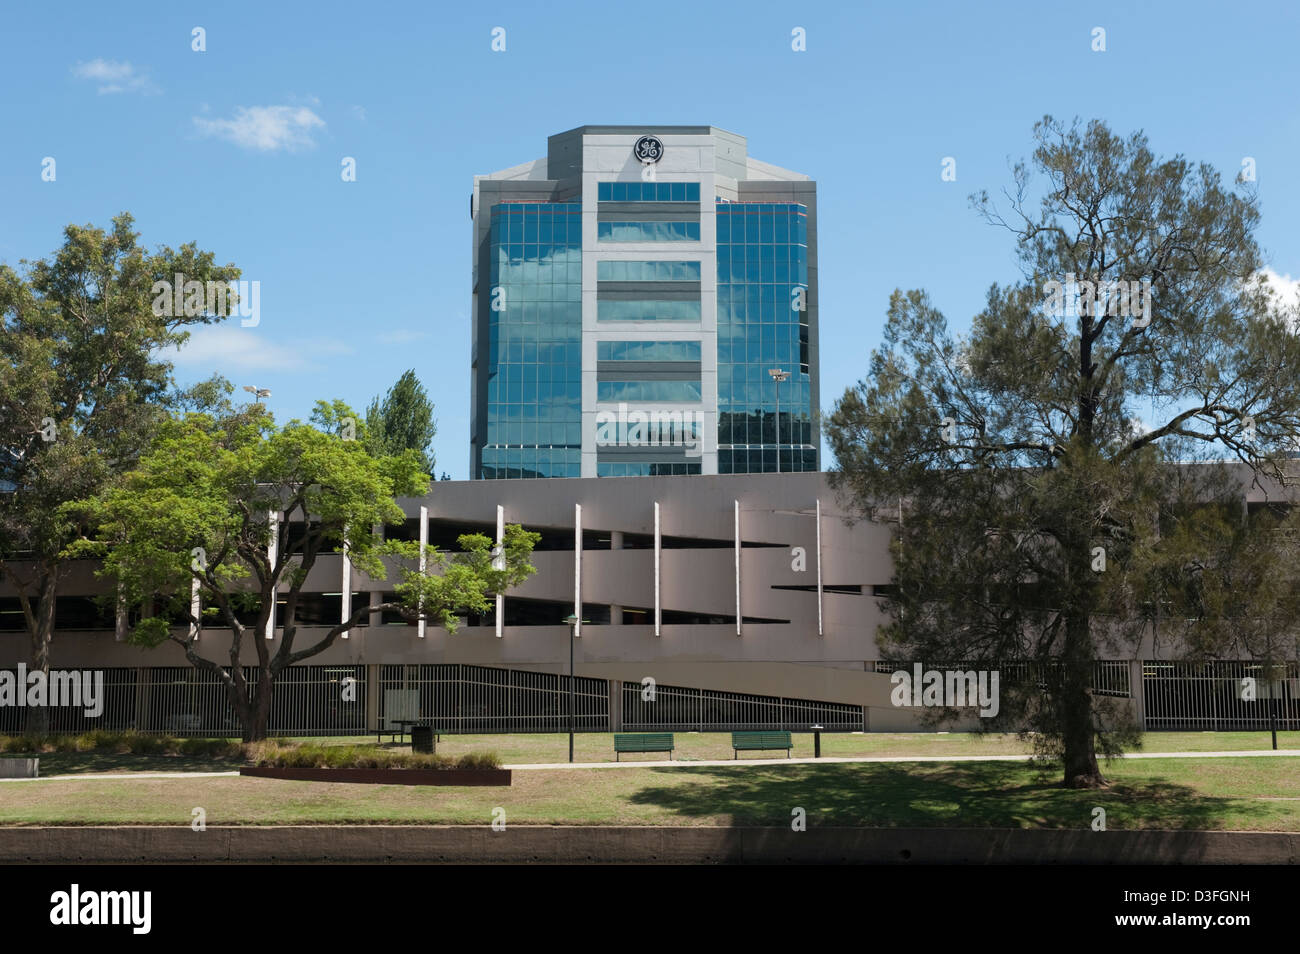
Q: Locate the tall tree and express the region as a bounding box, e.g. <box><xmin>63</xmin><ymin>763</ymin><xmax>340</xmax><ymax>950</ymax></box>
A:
<box><xmin>827</xmin><ymin>118</ymin><xmax>1300</xmax><ymax>787</ymax></box>
<box><xmin>68</xmin><ymin>402</ymin><xmax>536</xmax><ymax>741</ymax></box>
<box><xmin>365</xmin><ymin>370</ymin><xmax>437</xmax><ymax>476</ymax></box>
<box><xmin>0</xmin><ymin>214</ymin><xmax>240</xmax><ymax>730</ymax></box>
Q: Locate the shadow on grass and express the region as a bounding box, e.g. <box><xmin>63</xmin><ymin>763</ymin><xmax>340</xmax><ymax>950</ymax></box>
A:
<box><xmin>24</xmin><ymin>753</ymin><xmax>244</xmax><ymax>776</ymax></box>
<box><xmin>625</xmin><ymin>761</ymin><xmax>1243</xmax><ymax>830</ymax></box>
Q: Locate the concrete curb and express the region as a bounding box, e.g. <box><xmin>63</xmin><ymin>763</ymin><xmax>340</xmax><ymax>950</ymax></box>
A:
<box><xmin>0</xmin><ymin>826</ymin><xmax>1295</xmax><ymax>864</ymax></box>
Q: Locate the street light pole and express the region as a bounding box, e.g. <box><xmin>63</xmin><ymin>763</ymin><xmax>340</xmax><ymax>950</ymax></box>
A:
<box><xmin>562</xmin><ymin>614</ymin><xmax>587</xmax><ymax>763</ymax></box>
<box><xmin>768</xmin><ymin>368</ymin><xmax>790</xmax><ymax>473</ymax></box>
<box><xmin>569</xmin><ymin>617</ymin><xmax>575</xmax><ymax>762</ymax></box>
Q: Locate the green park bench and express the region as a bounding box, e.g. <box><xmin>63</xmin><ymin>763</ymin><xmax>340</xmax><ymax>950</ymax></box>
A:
<box><xmin>613</xmin><ymin>732</ymin><xmax>675</xmax><ymax>761</ymax></box>
<box><xmin>731</xmin><ymin>730</ymin><xmax>793</xmax><ymax>758</ymax></box>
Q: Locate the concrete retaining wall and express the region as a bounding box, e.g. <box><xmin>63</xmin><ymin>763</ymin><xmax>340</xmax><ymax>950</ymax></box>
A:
<box><xmin>0</xmin><ymin>826</ymin><xmax>1294</xmax><ymax>864</ymax></box>
<box><xmin>0</xmin><ymin>759</ymin><xmax>38</xmax><ymax>779</ymax></box>
<box><xmin>239</xmin><ymin>767</ymin><xmax>511</xmax><ymax>786</ymax></box>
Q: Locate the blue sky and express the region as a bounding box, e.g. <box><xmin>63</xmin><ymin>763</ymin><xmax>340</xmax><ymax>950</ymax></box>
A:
<box><xmin>3</xmin><ymin>0</ymin><xmax>1298</xmax><ymax>477</ymax></box>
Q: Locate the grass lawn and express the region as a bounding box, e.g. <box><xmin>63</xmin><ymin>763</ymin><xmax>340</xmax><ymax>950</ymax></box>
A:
<box><xmin>13</xmin><ymin>729</ymin><xmax>1300</xmax><ymax>776</ymax></box>
<box><xmin>0</xmin><ymin>757</ymin><xmax>1297</xmax><ymax>829</ymax></box>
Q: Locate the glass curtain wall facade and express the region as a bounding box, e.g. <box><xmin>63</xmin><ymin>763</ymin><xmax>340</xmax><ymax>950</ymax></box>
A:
<box><xmin>716</xmin><ymin>200</ymin><xmax>815</xmax><ymax>473</ymax></box>
<box><xmin>480</xmin><ymin>202</ymin><xmax>582</xmax><ymax>479</ymax></box>
<box><xmin>472</xmin><ymin>127</ymin><xmax>819</xmax><ymax>480</ymax></box>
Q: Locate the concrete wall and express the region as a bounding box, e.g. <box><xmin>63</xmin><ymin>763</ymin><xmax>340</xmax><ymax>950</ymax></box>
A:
<box><xmin>2</xmin><ymin>825</ymin><xmax>1293</xmax><ymax>864</ymax></box>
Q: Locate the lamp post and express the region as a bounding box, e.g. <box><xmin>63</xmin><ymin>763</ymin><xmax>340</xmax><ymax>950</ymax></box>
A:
<box><xmin>768</xmin><ymin>368</ymin><xmax>790</xmax><ymax>473</ymax></box>
<box><xmin>562</xmin><ymin>614</ymin><xmax>588</xmax><ymax>763</ymax></box>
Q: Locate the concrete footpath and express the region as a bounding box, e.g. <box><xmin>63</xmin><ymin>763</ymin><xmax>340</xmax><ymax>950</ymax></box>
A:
<box><xmin>505</xmin><ymin>749</ymin><xmax>1300</xmax><ymax>770</ymax></box>
<box><xmin>1</xmin><ymin>748</ymin><xmax>1297</xmax><ymax>781</ymax></box>
<box><xmin>0</xmin><ymin>825</ymin><xmax>1295</xmax><ymax>864</ymax></box>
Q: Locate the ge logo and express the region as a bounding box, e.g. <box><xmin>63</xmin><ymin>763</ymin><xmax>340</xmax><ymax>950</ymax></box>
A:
<box><xmin>633</xmin><ymin>135</ymin><xmax>664</xmax><ymax>164</ymax></box>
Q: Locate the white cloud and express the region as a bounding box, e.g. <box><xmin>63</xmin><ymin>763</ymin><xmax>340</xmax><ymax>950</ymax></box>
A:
<box><xmin>71</xmin><ymin>58</ymin><xmax>158</xmax><ymax>95</ymax></box>
<box><xmin>311</xmin><ymin>338</ymin><xmax>354</xmax><ymax>355</ymax></box>
<box><xmin>169</xmin><ymin>326</ymin><xmax>304</xmax><ymax>371</ymax></box>
<box><xmin>1255</xmin><ymin>268</ymin><xmax>1300</xmax><ymax>331</ymax></box>
<box><xmin>1259</xmin><ymin>268</ymin><xmax>1300</xmax><ymax>305</ymax></box>
<box><xmin>193</xmin><ymin>105</ymin><xmax>326</xmax><ymax>152</ymax></box>
<box><xmin>351</xmin><ymin>105</ymin><xmax>367</xmax><ymax>121</ymax></box>
<box><xmin>164</xmin><ymin>324</ymin><xmax>363</xmax><ymax>374</ymax></box>
<box><xmin>378</xmin><ymin>329</ymin><xmax>428</xmax><ymax>344</ymax></box>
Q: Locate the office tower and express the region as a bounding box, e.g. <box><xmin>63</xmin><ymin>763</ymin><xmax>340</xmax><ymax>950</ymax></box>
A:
<box><xmin>471</xmin><ymin>126</ymin><xmax>818</xmax><ymax>478</ymax></box>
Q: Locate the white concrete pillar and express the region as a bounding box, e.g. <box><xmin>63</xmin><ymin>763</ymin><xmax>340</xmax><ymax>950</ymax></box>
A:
<box><xmin>340</xmin><ymin>530</ymin><xmax>351</xmax><ymax>638</ymax></box>
<box><xmin>417</xmin><ymin>505</ymin><xmax>429</xmax><ymax>639</ymax></box>
<box><xmin>654</xmin><ymin>501</ymin><xmax>661</xmax><ymax>637</ymax></box>
<box><xmin>265</xmin><ymin>510</ymin><xmax>278</xmax><ymax>639</ymax></box>
<box><xmin>574</xmin><ymin>503</ymin><xmax>583</xmax><ymax>637</ymax></box>
<box><xmin>189</xmin><ymin>577</ymin><xmax>201</xmax><ymax>641</ymax></box>
<box><xmin>734</xmin><ymin>499</ymin><xmax>742</xmax><ymax>637</ymax></box>
<box><xmin>815</xmin><ymin>498</ymin><xmax>823</xmax><ymax>637</ymax></box>
<box><xmin>495</xmin><ymin>504</ymin><xmax>505</xmax><ymax>639</ymax></box>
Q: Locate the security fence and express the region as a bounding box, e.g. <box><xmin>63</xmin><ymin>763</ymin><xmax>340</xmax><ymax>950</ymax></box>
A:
<box><xmin>1142</xmin><ymin>660</ymin><xmax>1300</xmax><ymax>731</ymax></box>
<box><xmin>378</xmin><ymin>664</ymin><xmax>609</xmax><ymax>733</ymax></box>
<box><xmin>0</xmin><ymin>667</ymin><xmax>138</xmax><ymax>734</ymax></box>
<box><xmin>621</xmin><ymin>681</ymin><xmax>864</xmax><ymax>731</ymax></box>
<box><xmin>0</xmin><ymin>665</ymin><xmax>366</xmax><ymax>736</ymax></box>
<box><xmin>871</xmin><ymin>660</ymin><xmax>1132</xmax><ymax>698</ymax></box>
<box><xmin>4</xmin><ymin>660</ymin><xmax>1291</xmax><ymax>735</ymax></box>
<box><xmin>1092</xmin><ymin>660</ymin><xmax>1133</xmax><ymax>697</ymax></box>
<box><xmin>0</xmin><ymin>664</ymin><xmax>863</xmax><ymax>735</ymax></box>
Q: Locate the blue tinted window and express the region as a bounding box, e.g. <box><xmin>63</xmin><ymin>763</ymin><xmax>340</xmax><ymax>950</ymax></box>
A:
<box><xmin>597</xmin><ymin>461</ymin><xmax>701</xmax><ymax>477</ymax></box>
<box><xmin>481</xmin><ymin>202</ymin><xmax>584</xmax><ymax>479</ymax></box>
<box><xmin>713</xmin><ymin>201</ymin><xmax>813</xmax><ymax>473</ymax></box>
<box><xmin>597</xmin><ymin>340</ymin><xmax>702</xmax><ymax>362</ymax></box>
<box><xmin>598</xmin><ymin>221</ymin><xmax>701</xmax><ymax>242</ymax></box>
<box><xmin>597</xmin><ymin>380</ymin><xmax>702</xmax><ymax>402</ymax></box>
<box><xmin>597</xmin><ymin>300</ymin><xmax>701</xmax><ymax>321</ymax></box>
<box><xmin>596</xmin><ymin>260</ymin><xmax>701</xmax><ymax>281</ymax></box>
<box><xmin>597</xmin><ymin>182</ymin><xmax>701</xmax><ymax>203</ymax></box>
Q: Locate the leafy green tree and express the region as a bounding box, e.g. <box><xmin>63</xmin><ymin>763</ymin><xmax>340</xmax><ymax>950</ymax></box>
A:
<box><xmin>365</xmin><ymin>370</ymin><xmax>437</xmax><ymax>476</ymax></box>
<box><xmin>0</xmin><ymin>214</ymin><xmax>240</xmax><ymax>729</ymax></box>
<box><xmin>68</xmin><ymin>403</ymin><xmax>536</xmax><ymax>741</ymax></box>
<box><xmin>827</xmin><ymin>118</ymin><xmax>1300</xmax><ymax>787</ymax></box>
<box><xmin>1139</xmin><ymin>488</ymin><xmax>1300</xmax><ymax>749</ymax></box>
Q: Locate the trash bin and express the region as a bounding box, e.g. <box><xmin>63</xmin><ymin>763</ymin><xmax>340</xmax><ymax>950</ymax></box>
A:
<box><xmin>411</xmin><ymin>726</ymin><xmax>434</xmax><ymax>754</ymax></box>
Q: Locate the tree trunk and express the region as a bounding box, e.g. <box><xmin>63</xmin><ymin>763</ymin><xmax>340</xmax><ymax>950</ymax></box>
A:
<box><xmin>1062</xmin><ymin>611</ymin><xmax>1105</xmax><ymax>788</ymax></box>
<box><xmin>23</xmin><ymin>575</ymin><xmax>56</xmax><ymax>735</ymax></box>
<box><xmin>1064</xmin><ymin>284</ymin><xmax>1105</xmax><ymax>788</ymax></box>
<box><xmin>240</xmin><ymin>671</ymin><xmax>275</xmax><ymax>742</ymax></box>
